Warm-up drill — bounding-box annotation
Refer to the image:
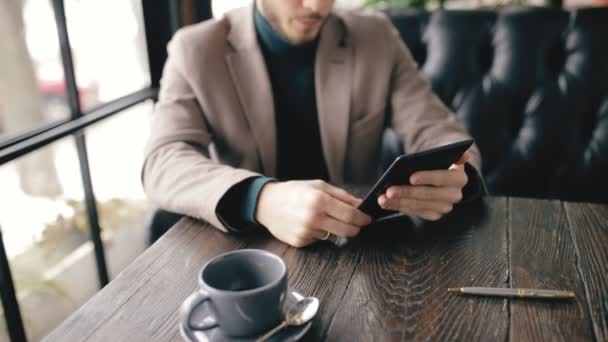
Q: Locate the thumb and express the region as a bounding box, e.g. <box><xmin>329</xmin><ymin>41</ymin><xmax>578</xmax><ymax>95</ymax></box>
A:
<box><xmin>455</xmin><ymin>150</ymin><xmax>471</xmax><ymax>165</ymax></box>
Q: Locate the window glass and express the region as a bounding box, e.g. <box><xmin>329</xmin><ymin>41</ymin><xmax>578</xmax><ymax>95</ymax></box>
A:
<box><xmin>0</xmin><ymin>0</ymin><xmax>69</xmax><ymax>143</ymax></box>
<box><xmin>0</xmin><ymin>0</ymin><xmax>150</xmax><ymax>145</ymax></box>
<box><xmin>0</xmin><ymin>137</ymin><xmax>93</xmax><ymax>341</ymax></box>
<box><xmin>0</xmin><ymin>101</ymin><xmax>153</xmax><ymax>339</ymax></box>
<box><xmin>83</xmin><ymin>101</ymin><xmax>153</xmax><ymax>278</ymax></box>
<box><xmin>63</xmin><ymin>0</ymin><xmax>150</xmax><ymax>109</ymax></box>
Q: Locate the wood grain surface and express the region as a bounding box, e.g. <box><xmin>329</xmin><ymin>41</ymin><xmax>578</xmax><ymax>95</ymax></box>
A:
<box><xmin>509</xmin><ymin>198</ymin><xmax>595</xmax><ymax>341</ymax></box>
<box><xmin>43</xmin><ymin>196</ymin><xmax>608</xmax><ymax>342</ymax></box>
<box><xmin>44</xmin><ymin>219</ymin><xmax>252</xmax><ymax>342</ymax></box>
<box><xmin>564</xmin><ymin>202</ymin><xmax>608</xmax><ymax>342</ymax></box>
<box><xmin>326</xmin><ymin>197</ymin><xmax>509</xmax><ymax>341</ymax></box>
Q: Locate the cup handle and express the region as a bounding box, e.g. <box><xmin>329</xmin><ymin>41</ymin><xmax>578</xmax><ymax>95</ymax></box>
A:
<box><xmin>180</xmin><ymin>289</ymin><xmax>218</xmax><ymax>331</ymax></box>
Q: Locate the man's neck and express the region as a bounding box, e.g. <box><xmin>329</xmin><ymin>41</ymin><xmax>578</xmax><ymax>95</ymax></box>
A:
<box><xmin>254</xmin><ymin>5</ymin><xmax>318</xmax><ymax>58</ymax></box>
<box><xmin>255</xmin><ymin>0</ymin><xmax>321</xmax><ymax>47</ymax></box>
<box><xmin>255</xmin><ymin>0</ymin><xmax>288</xmax><ymax>43</ymax></box>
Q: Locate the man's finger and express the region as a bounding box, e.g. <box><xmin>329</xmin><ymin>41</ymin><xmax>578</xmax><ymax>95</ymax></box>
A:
<box><xmin>455</xmin><ymin>150</ymin><xmax>471</xmax><ymax>165</ymax></box>
<box><xmin>381</xmin><ymin>197</ymin><xmax>454</xmax><ymax>215</ymax></box>
<box><xmin>448</xmin><ymin>163</ymin><xmax>464</xmax><ymax>171</ymax></box>
<box><xmin>323</xmin><ymin>196</ymin><xmax>372</xmax><ymax>227</ymax></box>
<box><xmin>386</xmin><ymin>185</ymin><xmax>463</xmax><ymax>203</ymax></box>
<box><xmin>397</xmin><ymin>198</ymin><xmax>454</xmax><ymax>215</ymax></box>
<box><xmin>410</xmin><ymin>168</ymin><xmax>468</xmax><ymax>187</ymax></box>
<box><xmin>378</xmin><ymin>195</ymin><xmax>446</xmax><ymax>221</ymax></box>
<box><xmin>417</xmin><ymin>210</ymin><xmax>444</xmax><ymax>221</ymax></box>
<box><xmin>315</xmin><ymin>215</ymin><xmax>361</xmax><ymax>238</ymax></box>
<box><xmin>310</xmin><ymin>228</ymin><xmax>332</xmax><ymax>240</ymax></box>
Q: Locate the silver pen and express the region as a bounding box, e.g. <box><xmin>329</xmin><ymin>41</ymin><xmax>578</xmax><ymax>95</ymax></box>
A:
<box><xmin>448</xmin><ymin>287</ymin><xmax>575</xmax><ymax>299</ymax></box>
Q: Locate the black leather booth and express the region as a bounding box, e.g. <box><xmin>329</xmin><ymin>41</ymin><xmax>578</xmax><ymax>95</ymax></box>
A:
<box><xmin>386</xmin><ymin>7</ymin><xmax>608</xmax><ymax>202</ymax></box>
<box><xmin>143</xmin><ymin>5</ymin><xmax>608</xmax><ymax>243</ymax></box>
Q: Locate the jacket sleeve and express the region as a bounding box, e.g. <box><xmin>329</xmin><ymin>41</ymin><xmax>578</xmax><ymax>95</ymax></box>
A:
<box><xmin>141</xmin><ymin>32</ymin><xmax>261</xmax><ymax>232</ymax></box>
<box><xmin>382</xmin><ymin>15</ymin><xmax>486</xmax><ymax>199</ymax></box>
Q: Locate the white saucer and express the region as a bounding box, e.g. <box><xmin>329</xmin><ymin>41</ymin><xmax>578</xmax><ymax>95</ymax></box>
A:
<box><xmin>180</xmin><ymin>288</ymin><xmax>313</xmax><ymax>342</ymax></box>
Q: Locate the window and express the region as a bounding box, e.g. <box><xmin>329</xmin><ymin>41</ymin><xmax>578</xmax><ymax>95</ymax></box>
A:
<box><xmin>62</xmin><ymin>0</ymin><xmax>149</xmax><ymax>109</ymax></box>
<box><xmin>0</xmin><ymin>0</ymin><xmax>156</xmax><ymax>339</ymax></box>
<box><xmin>0</xmin><ymin>138</ymin><xmax>98</xmax><ymax>341</ymax></box>
<box><xmin>0</xmin><ymin>0</ymin><xmax>68</xmax><ymax>142</ymax></box>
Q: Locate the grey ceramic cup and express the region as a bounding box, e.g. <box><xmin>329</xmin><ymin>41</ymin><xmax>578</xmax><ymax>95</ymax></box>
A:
<box><xmin>180</xmin><ymin>249</ymin><xmax>288</xmax><ymax>337</ymax></box>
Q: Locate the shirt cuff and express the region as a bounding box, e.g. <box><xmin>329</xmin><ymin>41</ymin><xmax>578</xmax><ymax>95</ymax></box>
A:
<box><xmin>243</xmin><ymin>177</ymin><xmax>276</xmax><ymax>226</ymax></box>
<box><xmin>215</xmin><ymin>176</ymin><xmax>275</xmax><ymax>232</ymax></box>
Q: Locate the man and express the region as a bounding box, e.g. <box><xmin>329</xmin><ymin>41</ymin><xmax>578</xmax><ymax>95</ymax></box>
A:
<box><xmin>142</xmin><ymin>0</ymin><xmax>484</xmax><ymax>248</ymax></box>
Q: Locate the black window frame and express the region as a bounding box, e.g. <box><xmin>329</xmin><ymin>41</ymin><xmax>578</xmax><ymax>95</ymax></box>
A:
<box><xmin>0</xmin><ymin>1</ymin><xmax>212</xmax><ymax>341</ymax></box>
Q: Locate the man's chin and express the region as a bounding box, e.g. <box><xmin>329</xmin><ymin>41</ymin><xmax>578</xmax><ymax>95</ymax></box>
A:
<box><xmin>286</xmin><ymin>30</ymin><xmax>321</xmax><ymax>44</ymax></box>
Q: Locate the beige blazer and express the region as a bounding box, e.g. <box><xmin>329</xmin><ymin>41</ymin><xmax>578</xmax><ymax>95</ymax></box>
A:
<box><xmin>142</xmin><ymin>5</ymin><xmax>482</xmax><ymax>232</ymax></box>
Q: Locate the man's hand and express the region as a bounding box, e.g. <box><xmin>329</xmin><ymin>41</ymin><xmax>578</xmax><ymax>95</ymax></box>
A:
<box><xmin>378</xmin><ymin>151</ymin><xmax>470</xmax><ymax>221</ymax></box>
<box><xmin>255</xmin><ymin>180</ymin><xmax>372</xmax><ymax>248</ymax></box>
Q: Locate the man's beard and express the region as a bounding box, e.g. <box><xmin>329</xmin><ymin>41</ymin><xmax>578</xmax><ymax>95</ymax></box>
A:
<box><xmin>259</xmin><ymin>0</ymin><xmax>326</xmax><ymax>43</ymax></box>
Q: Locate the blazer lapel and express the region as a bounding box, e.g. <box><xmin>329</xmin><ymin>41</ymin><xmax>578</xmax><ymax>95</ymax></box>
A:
<box><xmin>225</xmin><ymin>8</ymin><xmax>351</xmax><ymax>181</ymax></box>
<box><xmin>225</xmin><ymin>6</ymin><xmax>276</xmax><ymax>176</ymax></box>
<box><xmin>315</xmin><ymin>15</ymin><xmax>351</xmax><ymax>184</ymax></box>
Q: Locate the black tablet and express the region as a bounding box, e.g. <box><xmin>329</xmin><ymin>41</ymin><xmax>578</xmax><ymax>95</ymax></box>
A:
<box><xmin>358</xmin><ymin>139</ymin><xmax>475</xmax><ymax>218</ymax></box>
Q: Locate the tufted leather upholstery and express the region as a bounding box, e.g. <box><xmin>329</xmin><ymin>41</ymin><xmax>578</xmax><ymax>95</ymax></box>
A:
<box><xmin>143</xmin><ymin>6</ymin><xmax>608</xmax><ymax>245</ymax></box>
<box><xmin>385</xmin><ymin>7</ymin><xmax>608</xmax><ymax>202</ymax></box>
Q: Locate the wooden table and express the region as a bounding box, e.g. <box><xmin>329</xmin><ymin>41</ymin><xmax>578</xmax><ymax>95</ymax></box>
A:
<box><xmin>45</xmin><ymin>196</ymin><xmax>608</xmax><ymax>341</ymax></box>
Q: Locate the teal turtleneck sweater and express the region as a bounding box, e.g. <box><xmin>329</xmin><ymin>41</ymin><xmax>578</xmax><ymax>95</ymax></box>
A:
<box><xmin>216</xmin><ymin>7</ymin><xmax>329</xmax><ymax>231</ymax></box>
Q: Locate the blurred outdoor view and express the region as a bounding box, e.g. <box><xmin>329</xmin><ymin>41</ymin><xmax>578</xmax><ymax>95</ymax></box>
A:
<box><xmin>0</xmin><ymin>0</ymin><xmax>150</xmax><ymax>340</ymax></box>
<box><xmin>1</xmin><ymin>0</ymin><xmax>605</xmax><ymax>340</ymax></box>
